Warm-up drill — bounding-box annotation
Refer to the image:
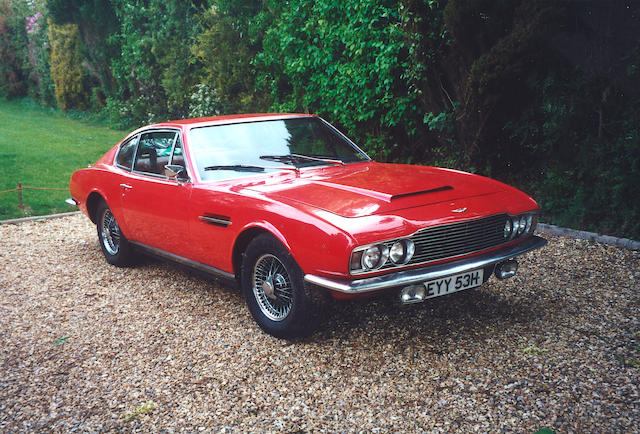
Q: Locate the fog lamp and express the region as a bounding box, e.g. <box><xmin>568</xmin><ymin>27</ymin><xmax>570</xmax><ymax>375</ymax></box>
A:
<box><xmin>495</xmin><ymin>259</ymin><xmax>518</xmax><ymax>279</ymax></box>
<box><xmin>400</xmin><ymin>285</ymin><xmax>426</xmax><ymax>304</ymax></box>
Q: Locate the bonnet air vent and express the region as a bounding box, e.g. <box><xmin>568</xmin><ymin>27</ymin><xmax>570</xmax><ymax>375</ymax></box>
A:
<box><xmin>390</xmin><ymin>185</ymin><xmax>453</xmax><ymax>200</ymax></box>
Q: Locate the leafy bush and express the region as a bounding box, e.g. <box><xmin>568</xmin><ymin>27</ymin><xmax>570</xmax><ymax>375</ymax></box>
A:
<box><xmin>193</xmin><ymin>0</ymin><xmax>272</xmax><ymax>114</ymax></box>
<box><xmin>47</xmin><ymin>0</ymin><xmax>121</xmax><ymax>109</ymax></box>
<box><xmin>48</xmin><ymin>19</ymin><xmax>87</xmax><ymax>110</ymax></box>
<box><xmin>0</xmin><ymin>0</ymin><xmax>26</xmax><ymax>96</ymax></box>
<box><xmin>2</xmin><ymin>0</ymin><xmax>638</xmax><ymax>239</ymax></box>
<box><xmin>0</xmin><ymin>0</ymin><xmax>54</xmax><ymax>103</ymax></box>
<box><xmin>188</xmin><ymin>83</ymin><xmax>222</xmax><ymax>118</ymax></box>
<box><xmin>256</xmin><ymin>0</ymin><xmax>430</xmax><ymax>160</ymax></box>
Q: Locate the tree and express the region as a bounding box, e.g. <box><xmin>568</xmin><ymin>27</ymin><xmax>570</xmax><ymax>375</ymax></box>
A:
<box><xmin>48</xmin><ymin>19</ymin><xmax>86</xmax><ymax>110</ymax></box>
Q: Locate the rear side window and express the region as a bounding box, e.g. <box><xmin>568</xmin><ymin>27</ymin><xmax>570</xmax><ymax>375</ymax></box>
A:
<box><xmin>115</xmin><ymin>135</ymin><xmax>139</xmax><ymax>170</ymax></box>
<box><xmin>134</xmin><ymin>131</ymin><xmax>178</xmax><ymax>175</ymax></box>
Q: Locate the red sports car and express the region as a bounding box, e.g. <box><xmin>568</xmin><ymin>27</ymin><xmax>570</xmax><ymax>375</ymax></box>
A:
<box><xmin>68</xmin><ymin>114</ymin><xmax>547</xmax><ymax>338</ymax></box>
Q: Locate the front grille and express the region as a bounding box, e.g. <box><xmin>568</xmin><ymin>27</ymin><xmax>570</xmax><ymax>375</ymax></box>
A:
<box><xmin>379</xmin><ymin>214</ymin><xmax>508</xmax><ymax>270</ymax></box>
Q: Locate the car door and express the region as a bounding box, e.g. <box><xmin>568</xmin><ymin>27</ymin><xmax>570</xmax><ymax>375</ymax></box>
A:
<box><xmin>120</xmin><ymin>129</ymin><xmax>193</xmax><ymax>257</ymax></box>
<box><xmin>186</xmin><ymin>185</ymin><xmax>241</xmax><ymax>272</ymax></box>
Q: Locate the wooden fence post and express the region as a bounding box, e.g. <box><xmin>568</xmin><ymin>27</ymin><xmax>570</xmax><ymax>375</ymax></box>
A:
<box><xmin>17</xmin><ymin>182</ymin><xmax>24</xmax><ymax>209</ymax></box>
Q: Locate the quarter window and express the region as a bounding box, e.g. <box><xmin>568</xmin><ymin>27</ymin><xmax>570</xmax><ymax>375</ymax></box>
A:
<box><xmin>133</xmin><ymin>131</ymin><xmax>178</xmax><ymax>175</ymax></box>
<box><xmin>115</xmin><ymin>135</ymin><xmax>139</xmax><ymax>170</ymax></box>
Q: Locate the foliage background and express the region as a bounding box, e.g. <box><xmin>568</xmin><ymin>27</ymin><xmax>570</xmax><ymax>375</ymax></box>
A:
<box><xmin>1</xmin><ymin>0</ymin><xmax>638</xmax><ymax>239</ymax></box>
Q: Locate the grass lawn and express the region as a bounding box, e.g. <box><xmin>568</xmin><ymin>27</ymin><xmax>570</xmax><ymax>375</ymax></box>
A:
<box><xmin>0</xmin><ymin>99</ymin><xmax>126</xmax><ymax>220</ymax></box>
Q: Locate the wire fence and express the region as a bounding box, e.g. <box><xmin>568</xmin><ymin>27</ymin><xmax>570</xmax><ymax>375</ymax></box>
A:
<box><xmin>0</xmin><ymin>182</ymin><xmax>69</xmax><ymax>209</ymax></box>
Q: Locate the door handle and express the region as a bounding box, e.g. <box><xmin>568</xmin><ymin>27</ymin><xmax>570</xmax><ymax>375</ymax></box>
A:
<box><xmin>120</xmin><ymin>183</ymin><xmax>133</xmax><ymax>189</ymax></box>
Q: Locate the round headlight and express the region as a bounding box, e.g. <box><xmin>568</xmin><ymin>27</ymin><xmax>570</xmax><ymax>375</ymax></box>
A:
<box><xmin>361</xmin><ymin>245</ymin><xmax>389</xmax><ymax>270</ymax></box>
<box><xmin>512</xmin><ymin>217</ymin><xmax>522</xmax><ymax>236</ymax></box>
<box><xmin>389</xmin><ymin>239</ymin><xmax>415</xmax><ymax>265</ymax></box>
<box><xmin>524</xmin><ymin>215</ymin><xmax>533</xmax><ymax>234</ymax></box>
<box><xmin>504</xmin><ymin>218</ymin><xmax>513</xmax><ymax>238</ymax></box>
<box><xmin>517</xmin><ymin>216</ymin><xmax>527</xmax><ymax>235</ymax></box>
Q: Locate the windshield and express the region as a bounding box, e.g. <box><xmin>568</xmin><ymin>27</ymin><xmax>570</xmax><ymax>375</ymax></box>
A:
<box><xmin>188</xmin><ymin>117</ymin><xmax>370</xmax><ymax>181</ymax></box>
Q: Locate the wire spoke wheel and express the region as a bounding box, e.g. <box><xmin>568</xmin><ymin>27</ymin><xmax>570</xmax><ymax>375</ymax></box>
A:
<box><xmin>252</xmin><ymin>254</ymin><xmax>293</xmax><ymax>321</ymax></box>
<box><xmin>242</xmin><ymin>234</ymin><xmax>319</xmax><ymax>338</ymax></box>
<box><xmin>100</xmin><ymin>208</ymin><xmax>120</xmax><ymax>255</ymax></box>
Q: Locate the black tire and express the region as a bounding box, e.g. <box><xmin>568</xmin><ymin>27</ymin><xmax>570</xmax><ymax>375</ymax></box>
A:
<box><xmin>96</xmin><ymin>201</ymin><xmax>134</xmax><ymax>267</ymax></box>
<box><xmin>241</xmin><ymin>234</ymin><xmax>319</xmax><ymax>339</ymax></box>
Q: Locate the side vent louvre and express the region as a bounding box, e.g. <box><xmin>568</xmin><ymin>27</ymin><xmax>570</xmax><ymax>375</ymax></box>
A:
<box><xmin>199</xmin><ymin>213</ymin><xmax>232</xmax><ymax>228</ymax></box>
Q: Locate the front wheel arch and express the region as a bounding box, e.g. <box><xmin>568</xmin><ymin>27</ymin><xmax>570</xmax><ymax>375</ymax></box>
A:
<box><xmin>232</xmin><ymin>226</ymin><xmax>293</xmax><ymax>282</ymax></box>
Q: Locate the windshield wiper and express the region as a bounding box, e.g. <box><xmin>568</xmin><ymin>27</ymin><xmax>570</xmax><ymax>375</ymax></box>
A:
<box><xmin>204</xmin><ymin>164</ymin><xmax>299</xmax><ymax>173</ymax></box>
<box><xmin>260</xmin><ymin>154</ymin><xmax>345</xmax><ymax>167</ymax></box>
<box><xmin>205</xmin><ymin>165</ymin><xmax>266</xmax><ymax>172</ymax></box>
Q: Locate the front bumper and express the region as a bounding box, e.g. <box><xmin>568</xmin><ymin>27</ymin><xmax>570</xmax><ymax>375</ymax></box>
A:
<box><xmin>304</xmin><ymin>235</ymin><xmax>547</xmax><ymax>294</ymax></box>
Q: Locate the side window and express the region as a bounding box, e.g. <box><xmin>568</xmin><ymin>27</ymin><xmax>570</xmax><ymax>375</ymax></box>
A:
<box><xmin>133</xmin><ymin>131</ymin><xmax>177</xmax><ymax>175</ymax></box>
<box><xmin>115</xmin><ymin>135</ymin><xmax>138</xmax><ymax>170</ymax></box>
<box><xmin>170</xmin><ymin>135</ymin><xmax>185</xmax><ymax>171</ymax></box>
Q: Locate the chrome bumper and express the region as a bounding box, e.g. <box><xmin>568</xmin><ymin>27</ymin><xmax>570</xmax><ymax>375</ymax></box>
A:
<box><xmin>304</xmin><ymin>235</ymin><xmax>547</xmax><ymax>294</ymax></box>
<box><xmin>65</xmin><ymin>198</ymin><xmax>78</xmax><ymax>206</ymax></box>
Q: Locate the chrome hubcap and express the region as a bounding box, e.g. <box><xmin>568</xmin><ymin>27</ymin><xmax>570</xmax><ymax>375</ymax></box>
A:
<box><xmin>252</xmin><ymin>254</ymin><xmax>293</xmax><ymax>321</ymax></box>
<box><xmin>262</xmin><ymin>280</ymin><xmax>276</xmax><ymax>300</ymax></box>
<box><xmin>100</xmin><ymin>209</ymin><xmax>120</xmax><ymax>255</ymax></box>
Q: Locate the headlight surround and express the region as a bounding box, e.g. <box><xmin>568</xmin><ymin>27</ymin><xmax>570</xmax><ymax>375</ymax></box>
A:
<box><xmin>351</xmin><ymin>237</ymin><xmax>414</xmax><ymax>273</ymax></box>
<box><xmin>508</xmin><ymin>212</ymin><xmax>539</xmax><ymax>239</ymax></box>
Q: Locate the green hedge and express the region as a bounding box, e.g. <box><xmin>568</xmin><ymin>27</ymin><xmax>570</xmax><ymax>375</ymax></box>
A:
<box><xmin>0</xmin><ymin>0</ymin><xmax>638</xmax><ymax>239</ymax></box>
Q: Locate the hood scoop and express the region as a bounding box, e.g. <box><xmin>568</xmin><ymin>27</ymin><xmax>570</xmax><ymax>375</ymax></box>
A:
<box><xmin>390</xmin><ymin>185</ymin><xmax>453</xmax><ymax>201</ymax></box>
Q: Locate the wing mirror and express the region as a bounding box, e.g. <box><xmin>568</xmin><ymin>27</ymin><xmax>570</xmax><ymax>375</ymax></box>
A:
<box><xmin>164</xmin><ymin>164</ymin><xmax>189</xmax><ymax>182</ymax></box>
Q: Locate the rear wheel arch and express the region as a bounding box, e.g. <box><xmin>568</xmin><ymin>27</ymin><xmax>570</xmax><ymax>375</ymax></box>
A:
<box><xmin>86</xmin><ymin>192</ymin><xmax>105</xmax><ymax>224</ymax></box>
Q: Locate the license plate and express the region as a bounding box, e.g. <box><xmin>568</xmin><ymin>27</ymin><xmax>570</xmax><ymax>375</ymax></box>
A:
<box><xmin>423</xmin><ymin>269</ymin><xmax>484</xmax><ymax>300</ymax></box>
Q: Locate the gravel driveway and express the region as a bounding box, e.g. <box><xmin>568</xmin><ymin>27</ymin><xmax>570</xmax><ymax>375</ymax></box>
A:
<box><xmin>1</xmin><ymin>215</ymin><xmax>638</xmax><ymax>432</ymax></box>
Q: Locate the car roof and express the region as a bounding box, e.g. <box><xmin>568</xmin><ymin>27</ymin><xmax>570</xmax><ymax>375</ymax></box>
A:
<box><xmin>146</xmin><ymin>113</ymin><xmax>315</xmax><ymax>129</ymax></box>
